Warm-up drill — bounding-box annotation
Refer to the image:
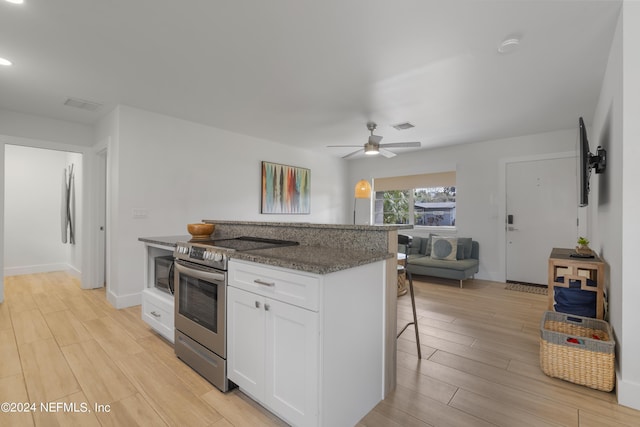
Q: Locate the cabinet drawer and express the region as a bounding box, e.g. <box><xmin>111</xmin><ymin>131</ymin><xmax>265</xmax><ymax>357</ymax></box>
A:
<box><xmin>229</xmin><ymin>260</ymin><xmax>320</xmax><ymax>311</ymax></box>
<box><xmin>142</xmin><ymin>291</ymin><xmax>174</xmax><ymax>342</ymax></box>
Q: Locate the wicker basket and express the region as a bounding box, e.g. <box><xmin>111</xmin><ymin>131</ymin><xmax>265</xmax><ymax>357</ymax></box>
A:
<box><xmin>539</xmin><ymin>311</ymin><xmax>615</xmax><ymax>391</ymax></box>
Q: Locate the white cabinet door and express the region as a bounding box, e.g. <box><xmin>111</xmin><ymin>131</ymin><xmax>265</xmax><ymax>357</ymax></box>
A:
<box><xmin>227</xmin><ymin>286</ymin><xmax>265</xmax><ymax>400</ymax></box>
<box><xmin>265</xmin><ymin>298</ymin><xmax>318</xmax><ymax>427</ymax></box>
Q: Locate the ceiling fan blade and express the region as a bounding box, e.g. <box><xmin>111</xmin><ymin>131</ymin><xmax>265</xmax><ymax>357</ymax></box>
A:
<box><xmin>368</xmin><ymin>135</ymin><xmax>383</xmax><ymax>144</ymax></box>
<box><xmin>379</xmin><ymin>141</ymin><xmax>421</xmax><ymax>148</ymax></box>
<box><xmin>326</xmin><ymin>145</ymin><xmax>362</xmax><ymax>148</ymax></box>
<box><xmin>379</xmin><ymin>148</ymin><xmax>396</xmax><ymax>158</ymax></box>
<box><xmin>342</xmin><ymin>148</ymin><xmax>363</xmax><ymax>159</ymax></box>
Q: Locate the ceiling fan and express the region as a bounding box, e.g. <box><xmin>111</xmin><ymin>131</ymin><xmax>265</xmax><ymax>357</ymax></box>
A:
<box><xmin>328</xmin><ymin>122</ymin><xmax>421</xmax><ymax>158</ymax></box>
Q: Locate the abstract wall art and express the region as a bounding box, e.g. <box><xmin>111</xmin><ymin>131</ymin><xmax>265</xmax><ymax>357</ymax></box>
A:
<box><xmin>261</xmin><ymin>161</ymin><xmax>310</xmax><ymax>214</ymax></box>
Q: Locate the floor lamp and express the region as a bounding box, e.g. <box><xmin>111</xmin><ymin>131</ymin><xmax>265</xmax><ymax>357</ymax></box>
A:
<box><xmin>354</xmin><ymin>179</ymin><xmax>372</xmax><ymax>224</ymax></box>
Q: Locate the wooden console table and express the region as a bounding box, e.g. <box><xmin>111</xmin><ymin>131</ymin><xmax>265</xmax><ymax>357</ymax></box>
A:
<box><xmin>548</xmin><ymin>248</ymin><xmax>605</xmax><ymax>319</ymax></box>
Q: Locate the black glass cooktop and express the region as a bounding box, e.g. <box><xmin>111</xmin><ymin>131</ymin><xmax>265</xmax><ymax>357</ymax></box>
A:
<box><xmin>189</xmin><ymin>236</ymin><xmax>298</xmax><ymax>252</ymax></box>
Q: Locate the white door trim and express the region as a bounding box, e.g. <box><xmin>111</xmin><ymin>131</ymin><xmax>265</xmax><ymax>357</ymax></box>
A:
<box><xmin>497</xmin><ymin>151</ymin><xmax>578</xmax><ymax>283</ymax></box>
<box><xmin>86</xmin><ymin>138</ymin><xmax>111</xmax><ymax>290</ymax></box>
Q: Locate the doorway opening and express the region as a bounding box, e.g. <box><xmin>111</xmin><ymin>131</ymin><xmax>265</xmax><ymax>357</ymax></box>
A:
<box><xmin>4</xmin><ymin>144</ymin><xmax>85</xmax><ymax>278</ymax></box>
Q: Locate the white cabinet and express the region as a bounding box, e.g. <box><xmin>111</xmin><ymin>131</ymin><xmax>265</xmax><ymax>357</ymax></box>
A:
<box><xmin>142</xmin><ymin>288</ymin><xmax>174</xmax><ymax>342</ymax></box>
<box><xmin>228</xmin><ymin>286</ymin><xmax>318</xmax><ymax>426</ymax></box>
<box><xmin>227</xmin><ymin>286</ymin><xmax>265</xmax><ymax>398</ymax></box>
<box><xmin>228</xmin><ymin>259</ymin><xmax>385</xmax><ymax>427</ymax></box>
<box><xmin>141</xmin><ymin>242</ymin><xmax>175</xmax><ymax>343</ymax></box>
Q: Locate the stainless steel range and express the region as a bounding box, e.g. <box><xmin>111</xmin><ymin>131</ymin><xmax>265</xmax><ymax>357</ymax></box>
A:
<box><xmin>173</xmin><ymin>236</ymin><xmax>298</xmax><ymax>392</ymax></box>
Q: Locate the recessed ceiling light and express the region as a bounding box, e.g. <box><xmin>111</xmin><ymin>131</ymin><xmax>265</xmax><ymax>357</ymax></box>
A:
<box><xmin>0</xmin><ymin>57</ymin><xmax>13</xmax><ymax>66</ymax></box>
<box><xmin>498</xmin><ymin>37</ymin><xmax>521</xmax><ymax>54</ymax></box>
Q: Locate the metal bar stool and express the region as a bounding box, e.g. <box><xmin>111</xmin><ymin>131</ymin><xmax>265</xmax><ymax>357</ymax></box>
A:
<box><xmin>397</xmin><ymin>235</ymin><xmax>421</xmax><ymax>358</ymax></box>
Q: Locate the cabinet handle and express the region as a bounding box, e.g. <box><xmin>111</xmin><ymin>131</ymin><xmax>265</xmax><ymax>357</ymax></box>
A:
<box><xmin>264</xmin><ymin>303</ymin><xmax>270</xmax><ymax>311</ymax></box>
<box><xmin>254</xmin><ymin>279</ymin><xmax>275</xmax><ymax>287</ymax></box>
<box><xmin>255</xmin><ymin>301</ymin><xmax>261</xmax><ymax>309</ymax></box>
<box><xmin>150</xmin><ymin>311</ymin><xmax>161</xmax><ymax>318</ymax></box>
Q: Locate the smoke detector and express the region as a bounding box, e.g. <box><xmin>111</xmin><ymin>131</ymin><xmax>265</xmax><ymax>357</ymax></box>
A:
<box><xmin>498</xmin><ymin>36</ymin><xmax>521</xmax><ymax>54</ymax></box>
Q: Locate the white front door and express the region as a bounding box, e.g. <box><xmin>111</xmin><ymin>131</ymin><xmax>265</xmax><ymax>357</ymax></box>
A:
<box><xmin>506</xmin><ymin>156</ymin><xmax>580</xmax><ymax>285</ymax></box>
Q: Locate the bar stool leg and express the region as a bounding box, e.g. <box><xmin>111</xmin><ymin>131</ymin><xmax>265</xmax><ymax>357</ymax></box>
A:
<box><xmin>407</xmin><ymin>271</ymin><xmax>421</xmax><ymax>359</ymax></box>
<box><xmin>397</xmin><ymin>270</ymin><xmax>421</xmax><ymax>359</ymax></box>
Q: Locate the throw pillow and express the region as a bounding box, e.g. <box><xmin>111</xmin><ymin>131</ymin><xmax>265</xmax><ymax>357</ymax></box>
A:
<box><xmin>418</xmin><ymin>237</ymin><xmax>429</xmax><ymax>255</ymax></box>
<box><xmin>431</xmin><ymin>236</ymin><xmax>458</xmax><ymax>261</ymax></box>
<box><xmin>426</xmin><ymin>234</ymin><xmax>438</xmax><ymax>256</ymax></box>
<box><xmin>457</xmin><ymin>237</ymin><xmax>473</xmax><ymax>260</ymax></box>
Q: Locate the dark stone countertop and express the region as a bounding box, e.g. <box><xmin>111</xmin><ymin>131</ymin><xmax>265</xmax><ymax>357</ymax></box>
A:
<box><xmin>231</xmin><ymin>245</ymin><xmax>392</xmax><ymax>275</ymax></box>
<box><xmin>138</xmin><ymin>235</ymin><xmax>190</xmax><ymax>247</ymax></box>
<box><xmin>139</xmin><ymin>235</ymin><xmax>392</xmax><ymax>274</ymax></box>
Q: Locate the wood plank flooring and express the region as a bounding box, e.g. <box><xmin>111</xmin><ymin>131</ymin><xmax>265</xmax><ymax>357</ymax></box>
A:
<box><xmin>1</xmin><ymin>272</ymin><xmax>285</xmax><ymax>427</ymax></box>
<box><xmin>359</xmin><ymin>276</ymin><xmax>640</xmax><ymax>427</ymax></box>
<box><xmin>1</xmin><ymin>272</ymin><xmax>639</xmax><ymax>426</ymax></box>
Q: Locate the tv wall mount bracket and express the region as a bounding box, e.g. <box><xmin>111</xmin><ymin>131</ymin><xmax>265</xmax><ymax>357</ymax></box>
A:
<box><xmin>589</xmin><ymin>146</ymin><xmax>607</xmax><ymax>174</ymax></box>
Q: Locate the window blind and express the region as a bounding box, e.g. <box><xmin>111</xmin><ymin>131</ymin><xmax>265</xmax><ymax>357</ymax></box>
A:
<box><xmin>373</xmin><ymin>171</ymin><xmax>456</xmax><ymax>192</ymax></box>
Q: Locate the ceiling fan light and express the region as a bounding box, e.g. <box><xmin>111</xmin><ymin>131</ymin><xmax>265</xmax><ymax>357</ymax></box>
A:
<box><xmin>364</xmin><ymin>144</ymin><xmax>379</xmax><ymax>155</ymax></box>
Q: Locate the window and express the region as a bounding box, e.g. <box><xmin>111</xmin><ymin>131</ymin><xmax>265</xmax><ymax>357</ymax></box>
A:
<box><xmin>375</xmin><ymin>190</ymin><xmax>410</xmax><ymax>224</ymax></box>
<box><xmin>413</xmin><ymin>187</ymin><xmax>456</xmax><ymax>226</ymax></box>
<box><xmin>373</xmin><ymin>172</ymin><xmax>456</xmax><ymax>227</ymax></box>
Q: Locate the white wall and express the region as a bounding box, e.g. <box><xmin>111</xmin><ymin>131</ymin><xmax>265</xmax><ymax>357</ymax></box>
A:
<box><xmin>619</xmin><ymin>1</ymin><xmax>640</xmax><ymax>408</ymax></box>
<box><xmin>99</xmin><ymin>105</ymin><xmax>348</xmax><ymax>308</ymax></box>
<box><xmin>3</xmin><ymin>145</ymin><xmax>79</xmax><ymax>275</ymax></box>
<box><xmin>0</xmin><ymin>110</ymin><xmax>93</xmax><ymax>301</ymax></box>
<box><xmin>620</xmin><ymin>1</ymin><xmax>640</xmax><ymax>409</ymax></box>
<box><xmin>593</xmin><ymin>1</ymin><xmax>640</xmax><ymax>411</ymax></box>
<box><xmin>348</xmin><ymin>129</ymin><xmax>577</xmax><ymax>281</ymax></box>
<box><xmin>0</xmin><ymin>108</ymin><xmax>93</xmax><ymax>147</ymax></box>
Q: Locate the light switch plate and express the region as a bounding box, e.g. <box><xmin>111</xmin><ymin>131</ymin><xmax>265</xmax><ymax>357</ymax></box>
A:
<box><xmin>132</xmin><ymin>208</ymin><xmax>148</xmax><ymax>219</ymax></box>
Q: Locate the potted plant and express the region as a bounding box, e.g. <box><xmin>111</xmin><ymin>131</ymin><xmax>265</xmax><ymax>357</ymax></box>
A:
<box><xmin>576</xmin><ymin>237</ymin><xmax>591</xmax><ymax>255</ymax></box>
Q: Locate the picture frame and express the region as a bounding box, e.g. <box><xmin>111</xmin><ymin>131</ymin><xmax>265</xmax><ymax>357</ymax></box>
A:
<box><xmin>261</xmin><ymin>161</ymin><xmax>310</xmax><ymax>214</ymax></box>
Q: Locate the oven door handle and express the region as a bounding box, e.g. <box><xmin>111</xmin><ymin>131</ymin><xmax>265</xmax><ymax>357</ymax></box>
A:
<box><xmin>175</xmin><ymin>260</ymin><xmax>226</xmax><ymax>283</ymax></box>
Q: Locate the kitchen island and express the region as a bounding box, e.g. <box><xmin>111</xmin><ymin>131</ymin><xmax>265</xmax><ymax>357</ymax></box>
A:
<box><xmin>139</xmin><ymin>220</ymin><xmax>408</xmax><ymax>426</ymax></box>
<box><xmin>202</xmin><ymin>219</ymin><xmax>407</xmax><ymax>395</ymax></box>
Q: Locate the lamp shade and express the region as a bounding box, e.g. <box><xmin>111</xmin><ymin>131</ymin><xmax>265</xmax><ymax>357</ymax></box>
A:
<box><xmin>354</xmin><ymin>179</ymin><xmax>372</xmax><ymax>199</ymax></box>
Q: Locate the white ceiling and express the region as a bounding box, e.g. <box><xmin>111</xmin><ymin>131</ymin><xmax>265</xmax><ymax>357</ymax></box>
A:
<box><xmin>0</xmin><ymin>0</ymin><xmax>621</xmax><ymax>158</ymax></box>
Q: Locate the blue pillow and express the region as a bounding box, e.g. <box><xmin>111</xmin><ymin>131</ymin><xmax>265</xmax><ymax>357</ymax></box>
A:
<box><xmin>456</xmin><ymin>237</ymin><xmax>472</xmax><ymax>260</ymax></box>
<box><xmin>431</xmin><ymin>236</ymin><xmax>457</xmax><ymax>261</ymax></box>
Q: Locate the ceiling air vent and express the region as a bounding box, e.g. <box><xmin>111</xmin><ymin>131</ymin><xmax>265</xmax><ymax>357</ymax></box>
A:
<box><xmin>63</xmin><ymin>97</ymin><xmax>103</xmax><ymax>112</ymax></box>
<box><xmin>392</xmin><ymin>122</ymin><xmax>415</xmax><ymax>131</ymax></box>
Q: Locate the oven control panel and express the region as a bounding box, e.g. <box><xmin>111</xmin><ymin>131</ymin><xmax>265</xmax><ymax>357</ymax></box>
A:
<box><xmin>174</xmin><ymin>243</ymin><xmax>227</xmax><ymax>269</ymax></box>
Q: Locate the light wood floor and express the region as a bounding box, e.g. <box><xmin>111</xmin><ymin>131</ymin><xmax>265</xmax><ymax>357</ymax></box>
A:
<box><xmin>1</xmin><ymin>272</ymin><xmax>639</xmax><ymax>426</ymax></box>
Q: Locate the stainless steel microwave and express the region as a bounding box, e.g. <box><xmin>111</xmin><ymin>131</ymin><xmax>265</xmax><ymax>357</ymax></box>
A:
<box><xmin>154</xmin><ymin>255</ymin><xmax>174</xmax><ymax>294</ymax></box>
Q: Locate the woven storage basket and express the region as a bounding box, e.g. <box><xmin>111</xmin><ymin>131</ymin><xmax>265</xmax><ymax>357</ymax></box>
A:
<box><xmin>540</xmin><ymin>311</ymin><xmax>615</xmax><ymax>391</ymax></box>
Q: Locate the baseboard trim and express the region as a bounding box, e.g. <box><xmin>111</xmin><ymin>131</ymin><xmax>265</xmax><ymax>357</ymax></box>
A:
<box><xmin>616</xmin><ymin>374</ymin><xmax>640</xmax><ymax>411</ymax></box>
<box><xmin>4</xmin><ymin>263</ymin><xmax>73</xmax><ymax>277</ymax></box>
<box><xmin>107</xmin><ymin>289</ymin><xmax>142</xmax><ymax>309</ymax></box>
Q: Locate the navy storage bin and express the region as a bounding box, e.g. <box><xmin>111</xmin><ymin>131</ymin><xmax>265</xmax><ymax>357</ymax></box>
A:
<box><xmin>554</xmin><ymin>276</ymin><xmax>597</xmax><ymax>318</ymax></box>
